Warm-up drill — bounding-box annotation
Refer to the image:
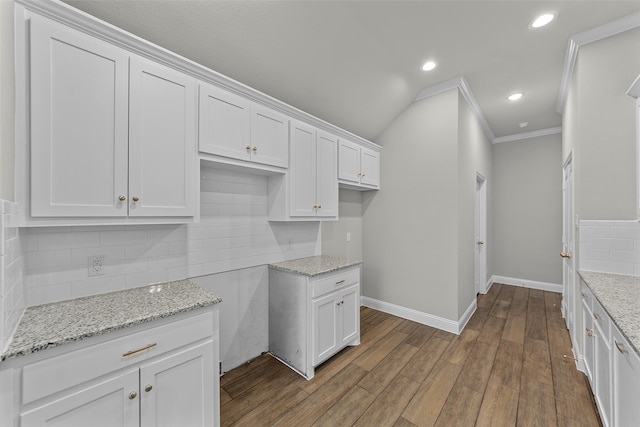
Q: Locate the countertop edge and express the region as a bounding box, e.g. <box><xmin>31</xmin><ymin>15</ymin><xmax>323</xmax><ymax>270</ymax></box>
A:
<box><xmin>268</xmin><ymin>256</ymin><xmax>362</xmax><ymax>277</ymax></box>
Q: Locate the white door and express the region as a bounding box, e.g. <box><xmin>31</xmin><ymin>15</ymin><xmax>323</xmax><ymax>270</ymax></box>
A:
<box><xmin>140</xmin><ymin>341</ymin><xmax>215</xmax><ymax>427</ymax></box>
<box><xmin>289</xmin><ymin>120</ymin><xmax>317</xmax><ymax>217</ymax></box>
<box><xmin>338</xmin><ymin>140</ymin><xmax>361</xmax><ymax>184</ymax></box>
<box><xmin>562</xmin><ymin>156</ymin><xmax>575</xmax><ymax>331</ymax></box>
<box><xmin>475</xmin><ymin>174</ymin><xmax>487</xmax><ymax>294</ymax></box>
<box><xmin>360</xmin><ymin>147</ymin><xmax>380</xmax><ymax>188</ymax></box>
<box><xmin>250</xmin><ymin>104</ymin><xmax>289</xmax><ymax>168</ymax></box>
<box><xmin>339</xmin><ymin>284</ymin><xmax>360</xmax><ymax>346</ymax></box>
<box><xmin>29</xmin><ymin>14</ymin><xmax>129</xmax><ymax>217</ymax></box>
<box><xmin>128</xmin><ymin>56</ymin><xmax>197</xmax><ymax>217</ymax></box>
<box><xmin>21</xmin><ymin>369</ymin><xmax>139</xmax><ymax>427</ymax></box>
<box><xmin>312</xmin><ymin>292</ymin><xmax>339</xmax><ymax>365</ymax></box>
<box><xmin>315</xmin><ymin>130</ymin><xmax>339</xmax><ymax>218</ymax></box>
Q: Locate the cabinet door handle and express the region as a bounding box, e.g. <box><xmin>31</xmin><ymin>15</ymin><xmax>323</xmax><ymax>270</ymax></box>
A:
<box><xmin>118</xmin><ymin>195</ymin><xmax>126</xmax><ymax>202</ymax></box>
<box><xmin>586</xmin><ymin>328</ymin><xmax>595</xmax><ymax>337</ymax></box>
<box><xmin>129</xmin><ymin>391</ymin><xmax>138</xmax><ymax>400</ymax></box>
<box><xmin>246</xmin><ymin>145</ymin><xmax>252</xmax><ymax>150</ymax></box>
<box><xmin>252</xmin><ymin>146</ymin><xmax>257</xmax><ymax>151</ymax></box>
<box><xmin>336</xmin><ymin>280</ymin><xmax>346</xmax><ymax>285</ymax></box>
<box><xmin>615</xmin><ymin>340</ymin><xmax>628</xmax><ymax>354</ymax></box>
<box><xmin>123</xmin><ymin>343</ymin><xmax>157</xmax><ymax>357</ymax></box>
<box><xmin>594</xmin><ymin>313</ymin><xmax>600</xmax><ymax>320</ymax></box>
<box><xmin>132</xmin><ymin>195</ymin><xmax>140</xmax><ymax>202</ymax></box>
<box><xmin>361</xmin><ymin>173</ymin><xmax>365</xmax><ymax>177</ymax></box>
<box><xmin>145</xmin><ymin>384</ymin><xmax>153</xmax><ymax>393</ymax></box>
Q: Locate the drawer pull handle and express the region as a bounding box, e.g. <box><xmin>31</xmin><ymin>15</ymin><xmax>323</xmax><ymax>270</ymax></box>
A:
<box><xmin>594</xmin><ymin>313</ymin><xmax>600</xmax><ymax>320</ymax></box>
<box><xmin>615</xmin><ymin>340</ymin><xmax>628</xmax><ymax>354</ymax></box>
<box><xmin>123</xmin><ymin>343</ymin><xmax>157</xmax><ymax>357</ymax></box>
<box><xmin>336</xmin><ymin>280</ymin><xmax>346</xmax><ymax>285</ymax></box>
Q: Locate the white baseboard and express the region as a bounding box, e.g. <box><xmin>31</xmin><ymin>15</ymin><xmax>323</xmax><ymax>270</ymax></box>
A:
<box><xmin>489</xmin><ymin>275</ymin><xmax>562</xmax><ymax>293</ymax></box>
<box><xmin>360</xmin><ymin>296</ymin><xmax>476</xmax><ymax>335</ymax></box>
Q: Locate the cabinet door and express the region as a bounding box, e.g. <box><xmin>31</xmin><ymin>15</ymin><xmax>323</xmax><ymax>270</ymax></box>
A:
<box><xmin>140</xmin><ymin>341</ymin><xmax>215</xmax><ymax>427</ymax></box>
<box><xmin>360</xmin><ymin>147</ymin><xmax>380</xmax><ymax>188</ymax></box>
<box><xmin>290</xmin><ymin>121</ymin><xmax>318</xmax><ymax>217</ymax></box>
<box><xmin>312</xmin><ymin>292</ymin><xmax>339</xmax><ymax>366</ymax></box>
<box><xmin>595</xmin><ymin>328</ymin><xmax>612</xmax><ymax>427</ymax></box>
<box><xmin>199</xmin><ymin>83</ymin><xmax>251</xmax><ymax>161</ymax></box>
<box><xmin>129</xmin><ymin>56</ymin><xmax>197</xmax><ymax>217</ymax></box>
<box><xmin>315</xmin><ymin>131</ymin><xmax>339</xmax><ymax>217</ymax></box>
<box><xmin>613</xmin><ymin>329</ymin><xmax>640</xmax><ymax>427</ymax></box>
<box><xmin>583</xmin><ymin>299</ymin><xmax>595</xmax><ymax>386</ymax></box>
<box><xmin>338</xmin><ymin>140</ymin><xmax>361</xmax><ymax>184</ymax></box>
<box><xmin>30</xmin><ymin>14</ymin><xmax>129</xmax><ymax>217</ymax></box>
<box><xmin>339</xmin><ymin>284</ymin><xmax>360</xmax><ymax>347</ymax></box>
<box><xmin>251</xmin><ymin>104</ymin><xmax>289</xmax><ymax>168</ymax></box>
<box><xmin>21</xmin><ymin>369</ymin><xmax>139</xmax><ymax>427</ymax></box>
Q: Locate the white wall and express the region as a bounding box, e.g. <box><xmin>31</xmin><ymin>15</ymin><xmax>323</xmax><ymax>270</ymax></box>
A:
<box><xmin>492</xmin><ymin>134</ymin><xmax>562</xmax><ymax>285</ymax></box>
<box><xmin>321</xmin><ymin>189</ymin><xmax>363</xmax><ymax>261</ymax></box>
<box><xmin>363</xmin><ymin>89</ymin><xmax>460</xmax><ymax>321</ymax></box>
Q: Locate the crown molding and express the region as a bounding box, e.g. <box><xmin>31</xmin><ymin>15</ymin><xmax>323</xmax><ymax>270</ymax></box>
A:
<box><xmin>493</xmin><ymin>127</ymin><xmax>562</xmax><ymax>144</ymax></box>
<box><xmin>15</xmin><ymin>0</ymin><xmax>381</xmax><ymax>152</ymax></box>
<box><xmin>556</xmin><ymin>11</ymin><xmax>640</xmax><ymax>114</ymax></box>
<box><xmin>414</xmin><ymin>76</ymin><xmax>496</xmax><ymax>143</ymax></box>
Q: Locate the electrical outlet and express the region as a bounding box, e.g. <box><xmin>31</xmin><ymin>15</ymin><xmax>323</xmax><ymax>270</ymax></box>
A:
<box><xmin>88</xmin><ymin>255</ymin><xmax>105</xmax><ymax>277</ymax></box>
<box><xmin>346</xmin><ymin>232</ymin><xmax>351</xmax><ymax>242</ymax></box>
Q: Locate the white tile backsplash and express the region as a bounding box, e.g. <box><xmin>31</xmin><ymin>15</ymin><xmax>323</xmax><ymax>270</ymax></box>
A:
<box><xmin>580</xmin><ymin>220</ymin><xmax>640</xmax><ymax>275</ymax></box>
<box><xmin>0</xmin><ymin>200</ymin><xmax>25</xmax><ymax>353</ymax></box>
<box><xmin>21</xmin><ymin>165</ymin><xmax>321</xmax><ymax>306</ymax></box>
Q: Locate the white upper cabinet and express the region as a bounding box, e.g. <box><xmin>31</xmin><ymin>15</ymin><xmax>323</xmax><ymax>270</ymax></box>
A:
<box><xmin>338</xmin><ymin>139</ymin><xmax>380</xmax><ymax>190</ymax></box>
<box><xmin>25</xmin><ymin>13</ymin><xmax>197</xmax><ymax>224</ymax></box>
<box><xmin>287</xmin><ymin>121</ymin><xmax>338</xmax><ymax>219</ymax></box>
<box><xmin>128</xmin><ymin>56</ymin><xmax>197</xmax><ymax>217</ymax></box>
<box><xmin>199</xmin><ymin>83</ymin><xmax>289</xmax><ymax>169</ymax></box>
<box><xmin>30</xmin><ymin>13</ymin><xmax>130</xmax><ymax>217</ymax></box>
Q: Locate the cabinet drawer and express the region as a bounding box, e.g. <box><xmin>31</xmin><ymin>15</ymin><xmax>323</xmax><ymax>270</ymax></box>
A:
<box><xmin>592</xmin><ymin>298</ymin><xmax>611</xmax><ymax>342</ymax></box>
<box><xmin>22</xmin><ymin>310</ymin><xmax>213</xmax><ymax>405</ymax></box>
<box><xmin>312</xmin><ymin>267</ymin><xmax>359</xmax><ymax>298</ymax></box>
<box><xmin>581</xmin><ymin>282</ymin><xmax>593</xmax><ymax>311</ymax></box>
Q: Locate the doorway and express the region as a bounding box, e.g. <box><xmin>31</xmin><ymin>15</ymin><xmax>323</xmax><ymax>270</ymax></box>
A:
<box><xmin>475</xmin><ymin>173</ymin><xmax>487</xmax><ymax>294</ymax></box>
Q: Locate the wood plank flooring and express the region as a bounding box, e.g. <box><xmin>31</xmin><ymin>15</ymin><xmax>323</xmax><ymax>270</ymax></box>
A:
<box><xmin>220</xmin><ymin>284</ymin><xmax>601</xmax><ymax>426</ymax></box>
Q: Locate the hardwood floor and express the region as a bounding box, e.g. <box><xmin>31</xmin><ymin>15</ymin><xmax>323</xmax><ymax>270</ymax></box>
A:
<box><xmin>220</xmin><ymin>284</ymin><xmax>602</xmax><ymax>426</ymax></box>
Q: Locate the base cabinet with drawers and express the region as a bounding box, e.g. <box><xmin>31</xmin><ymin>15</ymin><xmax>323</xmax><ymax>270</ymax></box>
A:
<box><xmin>3</xmin><ymin>309</ymin><xmax>219</xmax><ymax>427</ymax></box>
<box><xmin>269</xmin><ymin>266</ymin><xmax>360</xmax><ymax>379</ymax></box>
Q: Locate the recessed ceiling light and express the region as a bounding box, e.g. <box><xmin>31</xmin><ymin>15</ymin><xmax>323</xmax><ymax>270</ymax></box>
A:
<box><xmin>507</xmin><ymin>92</ymin><xmax>524</xmax><ymax>101</ymax></box>
<box><xmin>519</xmin><ymin>122</ymin><xmax>529</xmax><ymax>128</ymax></box>
<box><xmin>530</xmin><ymin>13</ymin><xmax>556</xmax><ymax>29</ymax></box>
<box><xmin>421</xmin><ymin>60</ymin><xmax>437</xmax><ymax>71</ymax></box>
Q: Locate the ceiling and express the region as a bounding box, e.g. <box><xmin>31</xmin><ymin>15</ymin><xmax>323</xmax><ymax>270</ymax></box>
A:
<box><xmin>63</xmin><ymin>1</ymin><xmax>640</xmax><ymax>143</ymax></box>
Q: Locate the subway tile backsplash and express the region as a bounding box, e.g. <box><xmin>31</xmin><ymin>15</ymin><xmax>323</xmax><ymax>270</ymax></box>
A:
<box><xmin>579</xmin><ymin>220</ymin><xmax>640</xmax><ymax>276</ymax></box>
<box><xmin>21</xmin><ymin>165</ymin><xmax>321</xmax><ymax>306</ymax></box>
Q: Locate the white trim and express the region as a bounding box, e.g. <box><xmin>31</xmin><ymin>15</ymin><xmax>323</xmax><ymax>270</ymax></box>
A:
<box><xmin>627</xmin><ymin>74</ymin><xmax>640</xmax><ymax>98</ymax></box>
<box><xmin>414</xmin><ymin>76</ymin><xmax>495</xmax><ymax>143</ymax></box>
<box><xmin>478</xmin><ymin>277</ymin><xmax>494</xmax><ymax>295</ymax></box>
<box><xmin>493</xmin><ymin>127</ymin><xmax>562</xmax><ymax>144</ymax></box>
<box><xmin>15</xmin><ymin>0</ymin><xmax>381</xmax><ymax>153</ymax></box>
<box><xmin>360</xmin><ymin>296</ymin><xmax>476</xmax><ymax>335</ymax></box>
<box><xmin>488</xmin><ymin>275</ymin><xmax>563</xmax><ymax>293</ymax></box>
<box><xmin>556</xmin><ymin>11</ymin><xmax>640</xmax><ymax>113</ymax></box>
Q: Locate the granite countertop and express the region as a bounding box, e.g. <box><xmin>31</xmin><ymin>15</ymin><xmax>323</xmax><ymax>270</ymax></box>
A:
<box><xmin>1</xmin><ymin>279</ymin><xmax>221</xmax><ymax>362</ymax></box>
<box><xmin>578</xmin><ymin>270</ymin><xmax>640</xmax><ymax>357</ymax></box>
<box><xmin>269</xmin><ymin>255</ymin><xmax>362</xmax><ymax>277</ymax></box>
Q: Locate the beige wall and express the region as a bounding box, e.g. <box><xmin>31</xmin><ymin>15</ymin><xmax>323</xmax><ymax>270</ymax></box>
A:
<box><xmin>0</xmin><ymin>0</ymin><xmax>15</xmax><ymax>201</ymax></box>
<box><xmin>568</xmin><ymin>28</ymin><xmax>640</xmax><ymax>220</ymax></box>
<box><xmin>363</xmin><ymin>89</ymin><xmax>459</xmax><ymax>320</ymax></box>
<box><xmin>492</xmin><ymin>134</ymin><xmax>562</xmax><ymax>285</ymax></box>
<box><xmin>321</xmin><ymin>189</ymin><xmax>363</xmax><ymax>261</ymax></box>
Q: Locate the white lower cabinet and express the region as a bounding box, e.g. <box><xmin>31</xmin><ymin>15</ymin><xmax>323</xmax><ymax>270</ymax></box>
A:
<box><xmin>13</xmin><ymin>310</ymin><xmax>219</xmax><ymax>427</ymax></box>
<box><xmin>612</xmin><ymin>327</ymin><xmax>640</xmax><ymax>427</ymax></box>
<box><xmin>269</xmin><ymin>266</ymin><xmax>360</xmax><ymax>379</ymax></box>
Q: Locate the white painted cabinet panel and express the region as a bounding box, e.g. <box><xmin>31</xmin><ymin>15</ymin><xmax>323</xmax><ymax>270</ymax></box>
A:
<box><xmin>290</xmin><ymin>121</ymin><xmax>318</xmax><ymax>217</ymax></box>
<box><xmin>198</xmin><ymin>83</ymin><xmax>251</xmax><ymax>161</ymax></box>
<box><xmin>128</xmin><ymin>57</ymin><xmax>197</xmax><ymax>217</ymax></box>
<box><xmin>613</xmin><ymin>328</ymin><xmax>640</xmax><ymax>427</ymax></box>
<box><xmin>21</xmin><ymin>369</ymin><xmax>139</xmax><ymax>427</ymax></box>
<box><xmin>250</xmin><ymin>104</ymin><xmax>289</xmax><ymax>168</ymax></box>
<box><xmin>140</xmin><ymin>342</ymin><xmax>215</xmax><ymax>427</ymax></box>
<box><xmin>339</xmin><ymin>284</ymin><xmax>360</xmax><ymax>347</ymax></box>
<box><xmin>312</xmin><ymin>292</ymin><xmax>339</xmax><ymax>365</ymax></box>
<box><xmin>316</xmin><ymin>131</ymin><xmax>339</xmax><ymax>218</ymax></box>
<box><xmin>582</xmin><ymin>297</ymin><xmax>595</xmax><ymax>386</ymax></box>
<box><xmin>338</xmin><ymin>139</ymin><xmax>380</xmax><ymax>190</ymax></box>
<box><xmin>29</xmin><ymin>13</ymin><xmax>129</xmax><ymax>217</ymax></box>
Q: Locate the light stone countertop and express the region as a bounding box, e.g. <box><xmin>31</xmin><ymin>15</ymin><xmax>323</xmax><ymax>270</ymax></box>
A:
<box><xmin>578</xmin><ymin>270</ymin><xmax>640</xmax><ymax>357</ymax></box>
<box><xmin>1</xmin><ymin>279</ymin><xmax>221</xmax><ymax>362</ymax></box>
<box><xmin>269</xmin><ymin>255</ymin><xmax>362</xmax><ymax>277</ymax></box>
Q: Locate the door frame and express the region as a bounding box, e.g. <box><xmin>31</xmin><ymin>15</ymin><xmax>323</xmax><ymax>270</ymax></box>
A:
<box><xmin>475</xmin><ymin>173</ymin><xmax>487</xmax><ymax>294</ymax></box>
